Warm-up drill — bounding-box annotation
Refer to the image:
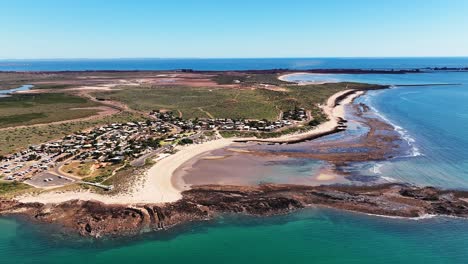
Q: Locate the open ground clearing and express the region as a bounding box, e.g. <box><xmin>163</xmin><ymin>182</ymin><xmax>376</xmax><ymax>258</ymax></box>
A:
<box><xmin>0</xmin><ymin>93</ymin><xmax>101</xmax><ymax>128</ymax></box>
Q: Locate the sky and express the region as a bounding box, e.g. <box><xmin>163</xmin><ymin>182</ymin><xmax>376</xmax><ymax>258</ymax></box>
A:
<box><xmin>1</xmin><ymin>0</ymin><xmax>468</xmax><ymax>59</ymax></box>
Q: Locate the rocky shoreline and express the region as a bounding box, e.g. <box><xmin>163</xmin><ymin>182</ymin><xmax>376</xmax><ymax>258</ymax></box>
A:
<box><xmin>0</xmin><ymin>87</ymin><xmax>419</xmax><ymax>238</ymax></box>
<box><xmin>2</xmin><ymin>183</ymin><xmax>468</xmax><ymax>238</ymax></box>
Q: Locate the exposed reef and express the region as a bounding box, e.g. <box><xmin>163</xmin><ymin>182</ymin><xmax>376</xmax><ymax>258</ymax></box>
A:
<box><xmin>2</xmin><ymin>183</ymin><xmax>468</xmax><ymax>238</ymax></box>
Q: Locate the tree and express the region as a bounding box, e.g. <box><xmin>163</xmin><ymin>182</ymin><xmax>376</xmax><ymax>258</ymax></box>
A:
<box><xmin>179</xmin><ymin>138</ymin><xmax>193</xmax><ymax>145</ymax></box>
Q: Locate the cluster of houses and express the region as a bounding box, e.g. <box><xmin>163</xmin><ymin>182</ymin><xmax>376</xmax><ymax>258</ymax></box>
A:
<box><xmin>0</xmin><ymin>150</ymin><xmax>57</xmax><ymax>181</ymax></box>
<box><xmin>0</xmin><ymin>119</ymin><xmax>179</xmax><ymax>182</ymax></box>
<box><xmin>150</xmin><ymin>107</ymin><xmax>308</xmax><ymax>132</ymax></box>
<box><xmin>1</xmin><ymin>108</ymin><xmax>310</xmax><ymax>183</ymax></box>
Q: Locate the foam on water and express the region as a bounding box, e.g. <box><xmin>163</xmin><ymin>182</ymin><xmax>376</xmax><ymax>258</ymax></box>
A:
<box><xmin>362</xmin><ymin>89</ymin><xmax>422</xmax><ymax>157</ymax></box>
<box><xmin>370</xmin><ymin>163</ymin><xmax>384</xmax><ymax>174</ymax></box>
<box><xmin>380</xmin><ymin>176</ymin><xmax>397</xmax><ymax>183</ymax></box>
<box><xmin>364</xmin><ymin>212</ymin><xmax>437</xmax><ymax>220</ymax></box>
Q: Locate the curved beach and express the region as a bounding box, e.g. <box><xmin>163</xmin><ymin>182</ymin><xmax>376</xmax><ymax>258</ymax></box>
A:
<box><xmin>18</xmin><ymin>88</ymin><xmax>363</xmax><ymax>205</ymax></box>
<box><xmin>237</xmin><ymin>89</ymin><xmax>364</xmax><ymax>144</ymax></box>
<box><xmin>19</xmin><ymin>138</ymin><xmax>235</xmax><ymax>205</ymax></box>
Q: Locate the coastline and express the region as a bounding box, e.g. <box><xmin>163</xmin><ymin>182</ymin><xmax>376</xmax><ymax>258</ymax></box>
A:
<box><xmin>236</xmin><ymin>89</ymin><xmax>365</xmax><ymax>144</ymax></box>
<box><xmin>18</xmin><ymin>138</ymin><xmax>235</xmax><ymax>205</ymax></box>
<box><xmin>17</xmin><ymin>88</ymin><xmax>366</xmax><ymax>205</ymax></box>
<box><xmin>278</xmin><ymin>72</ymin><xmax>339</xmax><ymax>85</ymax></box>
<box><xmin>5</xmin><ymin>183</ymin><xmax>468</xmax><ymax>238</ymax></box>
<box><xmin>4</xmin><ymin>78</ymin><xmax>427</xmax><ymax>238</ymax></box>
<box><xmin>3</xmin><ymin>78</ymin><xmax>468</xmax><ymax>237</ymax></box>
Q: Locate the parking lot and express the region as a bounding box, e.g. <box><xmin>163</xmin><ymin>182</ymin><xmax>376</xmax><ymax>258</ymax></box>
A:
<box><xmin>25</xmin><ymin>172</ymin><xmax>74</xmax><ymax>188</ymax></box>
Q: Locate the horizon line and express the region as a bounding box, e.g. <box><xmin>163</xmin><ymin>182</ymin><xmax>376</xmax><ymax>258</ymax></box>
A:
<box><xmin>1</xmin><ymin>56</ymin><xmax>468</xmax><ymax>61</ymax></box>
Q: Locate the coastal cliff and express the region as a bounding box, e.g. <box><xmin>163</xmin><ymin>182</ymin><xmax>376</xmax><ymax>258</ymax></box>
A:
<box><xmin>2</xmin><ymin>183</ymin><xmax>468</xmax><ymax>238</ymax></box>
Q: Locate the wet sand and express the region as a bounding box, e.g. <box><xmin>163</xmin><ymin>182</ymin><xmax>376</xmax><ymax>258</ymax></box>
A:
<box><xmin>175</xmin><ymin>101</ymin><xmax>405</xmax><ymax>188</ymax></box>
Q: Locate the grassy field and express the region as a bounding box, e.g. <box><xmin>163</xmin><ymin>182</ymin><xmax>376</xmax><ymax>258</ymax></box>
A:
<box><xmin>0</xmin><ymin>112</ymin><xmax>145</xmax><ymax>156</ymax></box>
<box><xmin>0</xmin><ymin>93</ymin><xmax>101</xmax><ymax>128</ymax></box>
<box><xmin>93</xmin><ymin>86</ymin><xmax>280</xmax><ymax>120</ymax></box>
<box><xmin>0</xmin><ymin>72</ymin><xmax>383</xmax><ymax>156</ymax></box>
<box><xmin>93</xmin><ymin>82</ymin><xmax>381</xmax><ymax>121</ymax></box>
<box><xmin>212</xmin><ymin>73</ymin><xmax>291</xmax><ymax>86</ymax></box>
<box><xmin>82</xmin><ymin>163</ymin><xmax>121</xmax><ymax>183</ymax></box>
<box><xmin>61</xmin><ymin>161</ymin><xmax>121</xmax><ymax>183</ymax></box>
<box><xmin>61</xmin><ymin>161</ymin><xmax>95</xmax><ymax>177</ymax></box>
<box><xmin>0</xmin><ymin>181</ymin><xmax>32</xmax><ymax>197</ymax></box>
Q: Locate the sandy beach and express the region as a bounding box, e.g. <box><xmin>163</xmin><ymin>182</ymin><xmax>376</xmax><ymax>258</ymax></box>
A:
<box><xmin>17</xmin><ymin>88</ymin><xmax>362</xmax><ymax>205</ymax></box>
<box><xmin>19</xmin><ymin>138</ymin><xmax>235</xmax><ymax>205</ymax></box>
<box><xmin>238</xmin><ymin>89</ymin><xmax>364</xmax><ymax>143</ymax></box>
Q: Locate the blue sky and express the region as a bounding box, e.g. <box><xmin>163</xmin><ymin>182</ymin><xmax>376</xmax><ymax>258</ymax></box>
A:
<box><xmin>1</xmin><ymin>0</ymin><xmax>468</xmax><ymax>58</ymax></box>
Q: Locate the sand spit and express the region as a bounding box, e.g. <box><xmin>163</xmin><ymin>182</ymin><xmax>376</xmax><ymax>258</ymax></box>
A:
<box><xmin>278</xmin><ymin>73</ymin><xmax>339</xmax><ymax>85</ymax></box>
<box><xmin>237</xmin><ymin>89</ymin><xmax>364</xmax><ymax>144</ymax></box>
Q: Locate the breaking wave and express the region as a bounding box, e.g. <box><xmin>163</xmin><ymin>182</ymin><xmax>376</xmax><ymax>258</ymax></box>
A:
<box><xmin>361</xmin><ymin>90</ymin><xmax>422</xmax><ymax>157</ymax></box>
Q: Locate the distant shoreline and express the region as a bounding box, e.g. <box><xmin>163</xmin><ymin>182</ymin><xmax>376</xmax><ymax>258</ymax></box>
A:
<box><xmin>278</xmin><ymin>72</ymin><xmax>338</xmax><ymax>84</ymax></box>
<box><xmin>0</xmin><ymin>68</ymin><xmax>423</xmax><ymax>74</ymax></box>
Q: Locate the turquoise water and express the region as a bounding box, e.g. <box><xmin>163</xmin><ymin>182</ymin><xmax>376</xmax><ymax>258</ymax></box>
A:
<box><xmin>2</xmin><ymin>210</ymin><xmax>468</xmax><ymax>264</ymax></box>
<box><xmin>357</xmin><ymin>83</ymin><xmax>468</xmax><ymax>188</ymax></box>
<box><xmin>2</xmin><ymin>60</ymin><xmax>468</xmax><ymax>263</ymax></box>
<box><xmin>284</xmin><ymin>71</ymin><xmax>468</xmax><ymax>189</ymax></box>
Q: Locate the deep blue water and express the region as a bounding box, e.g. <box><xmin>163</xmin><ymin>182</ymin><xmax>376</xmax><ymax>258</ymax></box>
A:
<box><xmin>284</xmin><ymin>71</ymin><xmax>468</xmax><ymax>189</ymax></box>
<box><xmin>1</xmin><ymin>58</ymin><xmax>468</xmax><ymax>263</ymax></box>
<box><xmin>0</xmin><ymin>57</ymin><xmax>467</xmax><ymax>71</ymax></box>
<box><xmin>362</xmin><ymin>82</ymin><xmax>468</xmax><ymax>188</ymax></box>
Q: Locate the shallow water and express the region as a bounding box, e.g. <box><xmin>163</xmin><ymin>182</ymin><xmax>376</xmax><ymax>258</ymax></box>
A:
<box><xmin>178</xmin><ymin>71</ymin><xmax>468</xmax><ymax>188</ymax></box>
<box><xmin>0</xmin><ymin>84</ymin><xmax>33</xmax><ymax>97</ymax></box>
<box><xmin>2</xmin><ymin>59</ymin><xmax>468</xmax><ymax>263</ymax></box>
<box><xmin>176</xmin><ymin>147</ymin><xmax>341</xmax><ymax>186</ymax></box>
<box><xmin>2</xmin><ymin>209</ymin><xmax>468</xmax><ymax>264</ymax></box>
<box><xmin>279</xmin><ymin>72</ymin><xmax>468</xmax><ymax>189</ymax></box>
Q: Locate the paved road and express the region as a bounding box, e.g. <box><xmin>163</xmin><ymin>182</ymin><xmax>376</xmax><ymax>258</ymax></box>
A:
<box><xmin>130</xmin><ymin>148</ymin><xmax>168</xmax><ymax>167</ymax></box>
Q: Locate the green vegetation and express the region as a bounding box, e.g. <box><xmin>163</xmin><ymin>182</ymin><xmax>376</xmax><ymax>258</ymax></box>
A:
<box><xmin>93</xmin><ymin>86</ymin><xmax>280</xmax><ymax>120</ymax></box>
<box><xmin>256</xmin><ymin>82</ymin><xmax>381</xmax><ymax>121</ymax></box>
<box><xmin>0</xmin><ymin>93</ymin><xmax>100</xmax><ymax>128</ymax></box>
<box><xmin>0</xmin><ymin>112</ymin><xmax>145</xmax><ymax>156</ymax></box>
<box><xmin>100</xmin><ymin>164</ymin><xmax>141</xmax><ymax>192</ymax></box>
<box><xmin>62</xmin><ymin>161</ymin><xmax>94</xmax><ymax>177</ymax></box>
<box><xmin>82</xmin><ymin>165</ymin><xmax>118</xmax><ymax>183</ymax></box>
<box><xmin>66</xmin><ymin>161</ymin><xmax>124</xmax><ymax>183</ymax></box>
<box><xmin>34</xmin><ymin>84</ymin><xmax>76</xmax><ymax>90</ymax></box>
<box><xmin>0</xmin><ymin>72</ymin><xmax>384</xmax><ymax>156</ymax></box>
<box><xmin>0</xmin><ymin>181</ymin><xmax>31</xmax><ymax>196</ymax></box>
<box><xmin>212</xmin><ymin>73</ymin><xmax>290</xmax><ymax>86</ymax></box>
<box><xmin>0</xmin><ymin>113</ymin><xmax>48</xmax><ymax>126</ymax></box>
<box><xmin>179</xmin><ymin>138</ymin><xmax>194</xmax><ymax>145</ymax></box>
<box><xmin>94</xmin><ymin>82</ymin><xmax>381</xmax><ymax>122</ymax></box>
<box><xmin>219</xmin><ymin>124</ymin><xmax>315</xmax><ymax>139</ymax></box>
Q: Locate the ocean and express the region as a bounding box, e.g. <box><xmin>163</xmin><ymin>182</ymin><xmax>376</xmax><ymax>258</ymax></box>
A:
<box><xmin>1</xmin><ymin>58</ymin><xmax>468</xmax><ymax>263</ymax></box>
<box><xmin>0</xmin><ymin>57</ymin><xmax>467</xmax><ymax>71</ymax></box>
<box><xmin>281</xmin><ymin>71</ymin><xmax>468</xmax><ymax>189</ymax></box>
<box><xmin>2</xmin><ymin>210</ymin><xmax>468</xmax><ymax>264</ymax></box>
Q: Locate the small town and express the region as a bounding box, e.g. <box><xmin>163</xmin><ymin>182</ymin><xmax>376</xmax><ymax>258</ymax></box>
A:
<box><xmin>0</xmin><ymin>108</ymin><xmax>310</xmax><ymax>189</ymax></box>
<box><xmin>150</xmin><ymin>107</ymin><xmax>309</xmax><ymax>132</ymax></box>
